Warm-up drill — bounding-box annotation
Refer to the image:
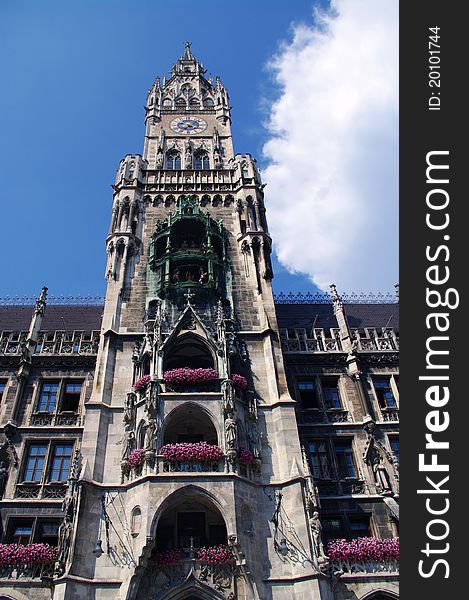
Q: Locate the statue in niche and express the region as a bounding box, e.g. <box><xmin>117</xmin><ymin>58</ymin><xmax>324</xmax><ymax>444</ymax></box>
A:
<box><xmin>224</xmin><ymin>413</ymin><xmax>238</xmax><ymax>451</ymax></box>
<box><xmin>144</xmin><ymin>419</ymin><xmax>157</xmax><ymax>452</ymax></box>
<box><xmin>156</xmin><ymin>146</ymin><xmax>164</xmax><ymax>169</ymax></box>
<box><xmin>123</xmin><ymin>393</ymin><xmax>136</xmax><ymax>426</ymax></box>
<box><xmin>132</xmin><ymin>342</ymin><xmax>141</xmax><ymax>365</ymax></box>
<box><xmin>248</xmin><ymin>423</ymin><xmax>261</xmax><ymax>459</ymax></box>
<box><xmin>221</xmin><ymin>380</ymin><xmax>235</xmax><ymax>414</ymax></box>
<box><xmin>213</xmin><ymin>146</ymin><xmax>222</xmax><ymax>168</ymax></box>
<box><xmin>184</xmin><ymin>140</ymin><xmax>193</xmax><ymax>169</ymax></box>
<box><xmin>370</xmin><ymin>447</ymin><xmax>392</xmax><ymax>494</ymax></box>
<box><xmin>0</xmin><ymin>460</ymin><xmax>9</xmax><ymax>499</ymax></box>
<box><xmin>309</xmin><ymin>511</ymin><xmax>323</xmax><ymax>558</ymax></box>
<box><xmin>56</xmin><ymin>517</ymin><xmax>73</xmax><ymax>572</ymax></box>
<box><xmin>121</xmin><ymin>430</ymin><xmax>135</xmax><ymax>461</ymax></box>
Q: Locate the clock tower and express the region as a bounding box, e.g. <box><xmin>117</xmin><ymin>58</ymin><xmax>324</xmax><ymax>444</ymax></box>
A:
<box><xmin>60</xmin><ymin>44</ymin><xmax>323</xmax><ymax>600</ymax></box>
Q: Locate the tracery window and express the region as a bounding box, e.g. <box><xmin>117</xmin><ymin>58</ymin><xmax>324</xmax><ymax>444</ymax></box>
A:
<box><xmin>194</xmin><ymin>151</ymin><xmax>210</xmax><ymax>170</ymax></box>
<box><xmin>167</xmin><ymin>151</ymin><xmax>181</xmax><ymax>170</ymax></box>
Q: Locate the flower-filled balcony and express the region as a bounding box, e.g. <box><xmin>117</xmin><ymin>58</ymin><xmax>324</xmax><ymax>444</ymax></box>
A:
<box><xmin>158</xmin><ymin>442</ymin><xmax>224</xmax><ymax>473</ymax></box>
<box><xmin>0</xmin><ymin>543</ymin><xmax>58</xmax><ymax>580</ymax></box>
<box><xmin>326</xmin><ymin>537</ymin><xmax>399</xmax><ymax>575</ymax></box>
<box><xmin>163</xmin><ymin>368</ymin><xmax>221</xmax><ymax>393</ymax></box>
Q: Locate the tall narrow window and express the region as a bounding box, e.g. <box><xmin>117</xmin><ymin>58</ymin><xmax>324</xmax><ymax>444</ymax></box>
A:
<box><xmin>167</xmin><ymin>152</ymin><xmax>181</xmax><ymax>170</ymax></box>
<box><xmin>0</xmin><ymin>380</ymin><xmax>6</xmax><ymax>402</ymax></box>
<box><xmin>60</xmin><ymin>382</ymin><xmax>82</xmax><ymax>412</ymax></box>
<box><xmin>321</xmin><ymin>377</ymin><xmax>342</xmax><ymax>409</ymax></box>
<box><xmin>334</xmin><ymin>440</ymin><xmax>357</xmax><ymax>479</ymax></box>
<box><xmin>49</xmin><ymin>444</ymin><xmax>73</xmax><ymax>482</ymax></box>
<box><xmin>373</xmin><ymin>377</ymin><xmax>397</xmax><ymax>409</ymax></box>
<box><xmin>298</xmin><ymin>381</ymin><xmax>319</xmax><ymax>409</ymax></box>
<box><xmin>23</xmin><ymin>444</ymin><xmax>47</xmax><ymax>482</ymax></box>
<box><xmin>36</xmin><ymin>521</ymin><xmax>60</xmax><ymax>546</ymax></box>
<box><xmin>308</xmin><ymin>441</ymin><xmax>331</xmax><ymax>479</ymax></box>
<box><xmin>37</xmin><ymin>382</ymin><xmax>59</xmax><ymax>412</ymax></box>
<box><xmin>194</xmin><ymin>151</ymin><xmax>209</xmax><ymax>169</ymax></box>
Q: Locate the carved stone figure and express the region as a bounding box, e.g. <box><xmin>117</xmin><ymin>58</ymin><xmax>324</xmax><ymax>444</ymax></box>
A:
<box><xmin>370</xmin><ymin>448</ymin><xmax>392</xmax><ymax>494</ymax></box>
<box><xmin>0</xmin><ymin>461</ymin><xmax>8</xmax><ymax>499</ymax></box>
<box><xmin>156</xmin><ymin>147</ymin><xmax>164</xmax><ymax>168</ymax></box>
<box><xmin>248</xmin><ymin>423</ymin><xmax>261</xmax><ymax>459</ymax></box>
<box><xmin>57</xmin><ymin>519</ymin><xmax>73</xmax><ymax>566</ymax></box>
<box><xmin>122</xmin><ymin>430</ymin><xmax>135</xmax><ymax>461</ymax></box>
<box><xmin>184</xmin><ymin>140</ymin><xmax>193</xmax><ymax>168</ymax></box>
<box><xmin>224</xmin><ymin>414</ymin><xmax>237</xmax><ymax>451</ymax></box>
<box><xmin>123</xmin><ymin>393</ymin><xmax>136</xmax><ymax>426</ymax></box>
<box><xmin>144</xmin><ymin>418</ymin><xmax>157</xmax><ymax>452</ymax></box>
<box><xmin>222</xmin><ymin>380</ymin><xmax>235</xmax><ymax>414</ymax></box>
<box><xmin>309</xmin><ymin>511</ymin><xmax>323</xmax><ymax>558</ymax></box>
<box><xmin>213</xmin><ymin>146</ymin><xmax>222</xmax><ymax>168</ymax></box>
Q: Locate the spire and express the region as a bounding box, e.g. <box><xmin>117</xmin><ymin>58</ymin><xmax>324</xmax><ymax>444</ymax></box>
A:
<box><xmin>183</xmin><ymin>41</ymin><xmax>193</xmax><ymax>60</ymax></box>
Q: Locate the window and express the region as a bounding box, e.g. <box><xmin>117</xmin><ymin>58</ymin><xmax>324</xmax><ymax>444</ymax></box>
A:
<box><xmin>7</xmin><ymin>518</ymin><xmax>60</xmax><ymax>546</ymax></box>
<box><xmin>389</xmin><ymin>436</ymin><xmax>400</xmax><ymax>464</ymax></box>
<box><xmin>22</xmin><ymin>442</ymin><xmax>74</xmax><ymax>484</ymax></box>
<box><xmin>308</xmin><ymin>441</ymin><xmax>331</xmax><ymax>479</ymax></box>
<box><xmin>194</xmin><ymin>152</ymin><xmax>210</xmax><ymax>170</ymax></box>
<box><xmin>349</xmin><ymin>515</ymin><xmax>372</xmax><ymax>539</ymax></box>
<box><xmin>49</xmin><ymin>444</ymin><xmax>73</xmax><ymax>482</ymax></box>
<box><xmin>322</xmin><ymin>517</ymin><xmax>345</xmax><ymax>543</ymax></box>
<box><xmin>10</xmin><ymin>519</ymin><xmax>33</xmax><ymax>545</ymax></box>
<box><xmin>34</xmin><ymin>380</ymin><xmax>82</xmax><ymax>415</ymax></box>
<box><xmin>298</xmin><ymin>381</ymin><xmax>319</xmax><ymax>409</ymax></box>
<box><xmin>23</xmin><ymin>444</ymin><xmax>47</xmax><ymax>482</ymax></box>
<box><xmin>203</xmin><ymin>97</ymin><xmax>214</xmax><ymax>107</ymax></box>
<box><xmin>321</xmin><ymin>377</ymin><xmax>342</xmax><ymax>409</ymax></box>
<box><xmin>373</xmin><ymin>377</ymin><xmax>397</xmax><ymax>409</ymax></box>
<box><xmin>167</xmin><ymin>152</ymin><xmax>181</xmax><ymax>170</ymax></box>
<box><xmin>61</xmin><ymin>383</ymin><xmax>81</xmax><ymax>412</ymax></box>
<box><xmin>37</xmin><ymin>382</ymin><xmax>59</xmax><ymax>412</ymax></box>
<box><xmin>333</xmin><ymin>440</ymin><xmax>357</xmax><ymax>479</ymax></box>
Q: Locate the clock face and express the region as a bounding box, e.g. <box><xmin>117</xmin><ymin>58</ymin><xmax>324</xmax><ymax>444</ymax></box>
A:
<box><xmin>170</xmin><ymin>117</ymin><xmax>207</xmax><ymax>134</ymax></box>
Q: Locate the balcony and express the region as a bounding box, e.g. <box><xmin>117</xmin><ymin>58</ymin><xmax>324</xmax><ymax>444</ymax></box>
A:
<box><xmin>380</xmin><ymin>408</ymin><xmax>399</xmax><ymax>422</ymax></box>
<box><xmin>280</xmin><ymin>327</ymin><xmax>399</xmax><ymax>354</ymax></box>
<box><xmin>326</xmin><ymin>537</ymin><xmax>399</xmax><ymax>576</ymax></box>
<box><xmin>315</xmin><ymin>479</ymin><xmax>367</xmax><ymax>496</ymax></box>
<box><xmin>298</xmin><ymin>409</ymin><xmax>351</xmax><ymax>424</ymax></box>
<box><xmin>329</xmin><ymin>556</ymin><xmax>399</xmax><ymax>575</ymax></box>
<box><xmin>0</xmin><ymin>562</ymin><xmax>55</xmax><ymax>581</ymax></box>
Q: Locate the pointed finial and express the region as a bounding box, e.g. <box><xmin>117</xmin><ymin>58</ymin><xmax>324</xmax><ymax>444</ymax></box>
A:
<box><xmin>394</xmin><ymin>283</ymin><xmax>399</xmax><ymax>301</ymax></box>
<box><xmin>183</xmin><ymin>41</ymin><xmax>193</xmax><ymax>60</ymax></box>
<box><xmin>329</xmin><ymin>283</ymin><xmax>343</xmax><ymax>310</ymax></box>
<box><xmin>34</xmin><ymin>286</ymin><xmax>48</xmax><ymax>316</ymax></box>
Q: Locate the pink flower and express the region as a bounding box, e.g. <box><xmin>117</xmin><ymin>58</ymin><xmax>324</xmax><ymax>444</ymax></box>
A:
<box><xmin>238</xmin><ymin>448</ymin><xmax>254</xmax><ymax>465</ymax></box>
<box><xmin>326</xmin><ymin>537</ymin><xmax>399</xmax><ymax>561</ymax></box>
<box><xmin>160</xmin><ymin>442</ymin><xmax>223</xmax><ymax>463</ymax></box>
<box><xmin>134</xmin><ymin>375</ymin><xmax>151</xmax><ymax>392</ymax></box>
<box><xmin>0</xmin><ymin>543</ymin><xmax>59</xmax><ymax>566</ymax></box>
<box><xmin>196</xmin><ymin>545</ymin><xmax>233</xmax><ymax>564</ymax></box>
<box><xmin>153</xmin><ymin>548</ymin><xmax>183</xmax><ymax>565</ymax></box>
<box><xmin>163</xmin><ymin>368</ymin><xmax>219</xmax><ymax>384</ymax></box>
<box><xmin>128</xmin><ymin>448</ymin><xmax>146</xmax><ymax>467</ymax></box>
<box><xmin>231</xmin><ymin>374</ymin><xmax>248</xmax><ymax>390</ymax></box>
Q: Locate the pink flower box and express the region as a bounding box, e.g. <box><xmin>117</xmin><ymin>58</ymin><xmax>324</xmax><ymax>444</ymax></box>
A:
<box><xmin>326</xmin><ymin>537</ymin><xmax>399</xmax><ymax>561</ymax></box>
<box><xmin>160</xmin><ymin>442</ymin><xmax>223</xmax><ymax>463</ymax></box>
<box><xmin>196</xmin><ymin>545</ymin><xmax>234</xmax><ymax>564</ymax></box>
<box><xmin>231</xmin><ymin>374</ymin><xmax>248</xmax><ymax>390</ymax></box>
<box><xmin>134</xmin><ymin>375</ymin><xmax>151</xmax><ymax>392</ymax></box>
<box><xmin>0</xmin><ymin>543</ymin><xmax>59</xmax><ymax>566</ymax></box>
<box><xmin>163</xmin><ymin>368</ymin><xmax>219</xmax><ymax>384</ymax></box>
<box><xmin>238</xmin><ymin>448</ymin><xmax>254</xmax><ymax>465</ymax></box>
<box><xmin>128</xmin><ymin>448</ymin><xmax>146</xmax><ymax>468</ymax></box>
<box><xmin>153</xmin><ymin>548</ymin><xmax>183</xmax><ymax>565</ymax></box>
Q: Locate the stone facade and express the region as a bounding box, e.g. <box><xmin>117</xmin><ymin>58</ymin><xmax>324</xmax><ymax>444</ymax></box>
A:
<box><xmin>0</xmin><ymin>45</ymin><xmax>398</xmax><ymax>600</ymax></box>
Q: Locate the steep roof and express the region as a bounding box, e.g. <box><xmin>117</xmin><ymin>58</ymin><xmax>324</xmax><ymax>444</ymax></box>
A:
<box><xmin>0</xmin><ymin>306</ymin><xmax>103</xmax><ymax>333</ymax></box>
<box><xmin>275</xmin><ymin>303</ymin><xmax>399</xmax><ymax>332</ymax></box>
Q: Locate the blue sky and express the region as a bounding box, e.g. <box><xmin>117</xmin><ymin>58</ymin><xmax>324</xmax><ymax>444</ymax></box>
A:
<box><xmin>0</xmin><ymin>0</ymin><xmax>397</xmax><ymax>299</ymax></box>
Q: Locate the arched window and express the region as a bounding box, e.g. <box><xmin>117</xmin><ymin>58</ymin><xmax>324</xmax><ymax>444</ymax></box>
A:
<box><xmin>162</xmin><ymin>98</ymin><xmax>172</xmax><ymax>108</ymax></box>
<box><xmin>175</xmin><ymin>97</ymin><xmax>186</xmax><ymax>109</ymax></box>
<box><xmin>194</xmin><ymin>151</ymin><xmax>210</xmax><ymax>170</ymax></box>
<box><xmin>203</xmin><ymin>97</ymin><xmax>214</xmax><ymax>108</ymax></box>
<box><xmin>166</xmin><ymin>151</ymin><xmax>181</xmax><ymax>170</ymax></box>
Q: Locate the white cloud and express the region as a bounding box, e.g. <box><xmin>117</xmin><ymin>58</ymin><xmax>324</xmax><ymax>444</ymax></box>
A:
<box><xmin>262</xmin><ymin>0</ymin><xmax>398</xmax><ymax>292</ymax></box>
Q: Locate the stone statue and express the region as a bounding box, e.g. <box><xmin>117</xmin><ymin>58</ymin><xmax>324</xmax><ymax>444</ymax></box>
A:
<box><xmin>144</xmin><ymin>419</ymin><xmax>157</xmax><ymax>452</ymax></box>
<box><xmin>309</xmin><ymin>511</ymin><xmax>323</xmax><ymax>558</ymax></box>
<box><xmin>156</xmin><ymin>147</ymin><xmax>164</xmax><ymax>169</ymax></box>
<box><xmin>224</xmin><ymin>414</ymin><xmax>237</xmax><ymax>451</ymax></box>
<box><xmin>221</xmin><ymin>380</ymin><xmax>235</xmax><ymax>414</ymax></box>
<box><xmin>123</xmin><ymin>393</ymin><xmax>136</xmax><ymax>426</ymax></box>
<box><xmin>248</xmin><ymin>423</ymin><xmax>261</xmax><ymax>459</ymax></box>
<box><xmin>0</xmin><ymin>460</ymin><xmax>8</xmax><ymax>499</ymax></box>
<box><xmin>184</xmin><ymin>140</ymin><xmax>193</xmax><ymax>169</ymax></box>
<box><xmin>57</xmin><ymin>518</ymin><xmax>73</xmax><ymax>566</ymax></box>
<box><xmin>371</xmin><ymin>448</ymin><xmax>392</xmax><ymax>494</ymax></box>
<box><xmin>122</xmin><ymin>430</ymin><xmax>135</xmax><ymax>461</ymax></box>
<box><xmin>213</xmin><ymin>147</ymin><xmax>222</xmax><ymax>168</ymax></box>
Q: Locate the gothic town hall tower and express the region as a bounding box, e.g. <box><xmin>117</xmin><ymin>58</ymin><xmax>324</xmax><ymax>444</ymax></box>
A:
<box><xmin>63</xmin><ymin>44</ymin><xmax>322</xmax><ymax>599</ymax></box>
